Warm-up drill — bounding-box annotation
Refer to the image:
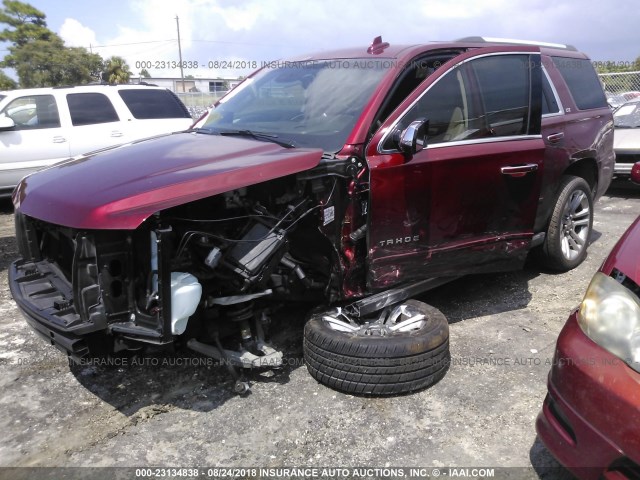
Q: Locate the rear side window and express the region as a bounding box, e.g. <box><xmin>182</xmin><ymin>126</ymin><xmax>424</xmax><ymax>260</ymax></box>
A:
<box><xmin>552</xmin><ymin>57</ymin><xmax>607</xmax><ymax>110</ymax></box>
<box><xmin>67</xmin><ymin>93</ymin><xmax>119</xmax><ymax>126</ymax></box>
<box><xmin>118</xmin><ymin>89</ymin><xmax>191</xmax><ymax>119</ymax></box>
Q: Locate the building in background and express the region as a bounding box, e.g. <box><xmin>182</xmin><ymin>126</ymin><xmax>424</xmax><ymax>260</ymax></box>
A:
<box><xmin>131</xmin><ymin>76</ymin><xmax>243</xmax><ymax>94</ymax></box>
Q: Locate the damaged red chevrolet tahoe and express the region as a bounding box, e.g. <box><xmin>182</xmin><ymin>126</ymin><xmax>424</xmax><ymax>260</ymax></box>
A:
<box><xmin>10</xmin><ymin>37</ymin><xmax>614</xmax><ymax>394</ymax></box>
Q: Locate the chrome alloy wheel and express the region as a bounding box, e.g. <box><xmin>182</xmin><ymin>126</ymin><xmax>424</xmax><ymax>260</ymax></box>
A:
<box><xmin>560</xmin><ymin>190</ymin><xmax>591</xmax><ymax>261</ymax></box>
<box><xmin>322</xmin><ymin>302</ymin><xmax>428</xmax><ymax>336</ymax></box>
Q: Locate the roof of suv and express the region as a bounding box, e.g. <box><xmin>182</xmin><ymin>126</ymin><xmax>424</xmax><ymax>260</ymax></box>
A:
<box><xmin>0</xmin><ymin>84</ymin><xmax>170</xmax><ymax>97</ymax></box>
<box><xmin>290</xmin><ymin>36</ymin><xmax>588</xmax><ymax>62</ymax></box>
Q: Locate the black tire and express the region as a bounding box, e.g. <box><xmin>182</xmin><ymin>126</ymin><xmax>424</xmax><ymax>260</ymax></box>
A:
<box><xmin>539</xmin><ymin>175</ymin><xmax>594</xmax><ymax>272</ymax></box>
<box><xmin>303</xmin><ymin>299</ymin><xmax>450</xmax><ymax>395</ymax></box>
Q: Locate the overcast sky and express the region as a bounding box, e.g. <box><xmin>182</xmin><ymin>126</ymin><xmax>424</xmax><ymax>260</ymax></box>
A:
<box><xmin>2</xmin><ymin>0</ymin><xmax>640</xmax><ymax>79</ymax></box>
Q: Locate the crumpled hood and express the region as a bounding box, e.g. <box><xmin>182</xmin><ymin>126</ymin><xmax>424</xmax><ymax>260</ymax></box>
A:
<box><xmin>14</xmin><ymin>132</ymin><xmax>323</xmax><ymax>230</ymax></box>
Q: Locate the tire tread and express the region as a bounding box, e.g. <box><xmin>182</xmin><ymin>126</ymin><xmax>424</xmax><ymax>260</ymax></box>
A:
<box><xmin>302</xmin><ymin>300</ymin><xmax>450</xmax><ymax>395</ymax></box>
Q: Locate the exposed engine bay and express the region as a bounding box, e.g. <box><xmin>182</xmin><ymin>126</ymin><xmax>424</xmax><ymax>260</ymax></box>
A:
<box><xmin>12</xmin><ymin>164</ymin><xmax>371</xmax><ymax>393</ymax></box>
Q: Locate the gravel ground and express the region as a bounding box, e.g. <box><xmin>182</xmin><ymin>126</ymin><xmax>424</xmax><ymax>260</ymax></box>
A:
<box><xmin>0</xmin><ymin>181</ymin><xmax>638</xmax><ymax>479</ymax></box>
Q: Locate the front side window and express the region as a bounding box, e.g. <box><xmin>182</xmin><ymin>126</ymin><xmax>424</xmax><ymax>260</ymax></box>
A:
<box><xmin>67</xmin><ymin>93</ymin><xmax>119</xmax><ymax>126</ymax></box>
<box><xmin>197</xmin><ymin>59</ymin><xmax>390</xmax><ymax>152</ymax></box>
<box><xmin>470</xmin><ymin>55</ymin><xmax>532</xmax><ymax>136</ymax></box>
<box><xmin>384</xmin><ymin>54</ymin><xmax>536</xmax><ymax>150</ymax></box>
<box><xmin>0</xmin><ymin>94</ymin><xmax>60</xmax><ymax>130</ymax></box>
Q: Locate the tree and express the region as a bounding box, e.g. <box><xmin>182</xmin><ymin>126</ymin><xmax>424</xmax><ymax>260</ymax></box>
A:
<box><xmin>0</xmin><ymin>0</ymin><xmax>103</xmax><ymax>87</ymax></box>
<box><xmin>61</xmin><ymin>47</ymin><xmax>103</xmax><ymax>84</ymax></box>
<box><xmin>0</xmin><ymin>0</ymin><xmax>59</xmax><ymax>71</ymax></box>
<box><xmin>0</xmin><ymin>70</ymin><xmax>16</xmax><ymax>89</ymax></box>
<box><xmin>139</xmin><ymin>68</ymin><xmax>151</xmax><ymax>78</ymax></box>
<box><xmin>103</xmin><ymin>56</ymin><xmax>131</xmax><ymax>84</ymax></box>
<box><xmin>594</xmin><ymin>55</ymin><xmax>640</xmax><ymax>74</ymax></box>
<box><xmin>0</xmin><ymin>0</ymin><xmax>53</xmax><ymax>47</ymax></box>
<box><xmin>9</xmin><ymin>39</ymin><xmax>102</xmax><ymax>87</ymax></box>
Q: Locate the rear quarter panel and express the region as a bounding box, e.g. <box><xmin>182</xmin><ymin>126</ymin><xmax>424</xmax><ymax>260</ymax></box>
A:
<box><xmin>534</xmin><ymin>55</ymin><xmax>614</xmax><ymax>232</ymax></box>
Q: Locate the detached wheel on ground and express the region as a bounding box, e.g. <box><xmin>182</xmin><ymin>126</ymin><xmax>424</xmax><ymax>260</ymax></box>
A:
<box><xmin>303</xmin><ymin>299</ymin><xmax>449</xmax><ymax>395</ymax></box>
<box><xmin>539</xmin><ymin>175</ymin><xmax>594</xmax><ymax>271</ymax></box>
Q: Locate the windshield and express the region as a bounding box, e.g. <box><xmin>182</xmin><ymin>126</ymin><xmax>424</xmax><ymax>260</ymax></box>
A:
<box><xmin>614</xmin><ymin>101</ymin><xmax>640</xmax><ymax>128</ymax></box>
<box><xmin>196</xmin><ymin>59</ymin><xmax>390</xmax><ymax>152</ymax></box>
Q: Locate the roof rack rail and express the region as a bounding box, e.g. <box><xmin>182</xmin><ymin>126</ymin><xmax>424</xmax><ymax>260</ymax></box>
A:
<box><xmin>456</xmin><ymin>36</ymin><xmax>577</xmax><ymax>51</ymax></box>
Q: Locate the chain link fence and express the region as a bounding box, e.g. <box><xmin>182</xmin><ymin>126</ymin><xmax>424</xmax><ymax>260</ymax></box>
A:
<box><xmin>599</xmin><ymin>71</ymin><xmax>640</xmax><ymax>93</ymax></box>
<box><xmin>598</xmin><ymin>71</ymin><xmax>640</xmax><ymax>107</ymax></box>
<box><xmin>176</xmin><ymin>92</ymin><xmax>225</xmax><ymax>119</ymax></box>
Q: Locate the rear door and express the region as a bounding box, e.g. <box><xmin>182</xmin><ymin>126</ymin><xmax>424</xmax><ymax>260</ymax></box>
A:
<box><xmin>116</xmin><ymin>88</ymin><xmax>193</xmax><ymax>138</ymax></box>
<box><xmin>365</xmin><ymin>47</ymin><xmax>545</xmax><ymax>289</ymax></box>
<box><xmin>65</xmin><ymin>92</ymin><xmax>126</xmax><ymax>156</ymax></box>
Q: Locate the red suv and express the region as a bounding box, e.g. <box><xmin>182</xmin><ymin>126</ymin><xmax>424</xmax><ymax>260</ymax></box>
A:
<box><xmin>10</xmin><ymin>37</ymin><xmax>614</xmax><ymax>395</ymax></box>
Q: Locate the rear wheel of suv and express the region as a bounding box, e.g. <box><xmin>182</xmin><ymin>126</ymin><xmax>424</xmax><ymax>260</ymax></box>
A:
<box><xmin>303</xmin><ymin>299</ymin><xmax>450</xmax><ymax>395</ymax></box>
<box><xmin>540</xmin><ymin>175</ymin><xmax>594</xmax><ymax>271</ymax></box>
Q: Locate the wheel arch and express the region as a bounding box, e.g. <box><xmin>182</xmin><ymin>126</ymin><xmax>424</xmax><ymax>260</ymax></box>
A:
<box><xmin>563</xmin><ymin>158</ymin><xmax>599</xmax><ymax>197</ymax></box>
<box><xmin>534</xmin><ymin>158</ymin><xmax>599</xmax><ymax>235</ymax></box>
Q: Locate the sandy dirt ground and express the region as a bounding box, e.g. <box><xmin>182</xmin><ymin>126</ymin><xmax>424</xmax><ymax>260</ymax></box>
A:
<box><xmin>0</xmin><ymin>182</ymin><xmax>638</xmax><ymax>479</ymax></box>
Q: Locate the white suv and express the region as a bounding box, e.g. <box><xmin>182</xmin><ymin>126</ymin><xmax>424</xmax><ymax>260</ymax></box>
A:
<box><xmin>0</xmin><ymin>84</ymin><xmax>194</xmax><ymax>196</ymax></box>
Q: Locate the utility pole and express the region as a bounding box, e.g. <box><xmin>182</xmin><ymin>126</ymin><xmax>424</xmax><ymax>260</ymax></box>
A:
<box><xmin>176</xmin><ymin>15</ymin><xmax>185</xmax><ymax>92</ymax></box>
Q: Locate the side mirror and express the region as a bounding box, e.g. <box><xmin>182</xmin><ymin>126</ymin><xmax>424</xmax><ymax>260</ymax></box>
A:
<box><xmin>0</xmin><ymin>116</ymin><xmax>16</xmax><ymax>131</ymax></box>
<box><xmin>631</xmin><ymin>162</ymin><xmax>640</xmax><ymax>185</ymax></box>
<box><xmin>397</xmin><ymin>119</ymin><xmax>428</xmax><ymax>158</ymax></box>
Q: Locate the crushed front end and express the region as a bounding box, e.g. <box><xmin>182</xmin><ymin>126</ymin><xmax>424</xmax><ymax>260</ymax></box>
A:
<box><xmin>9</xmin><ymin>160</ymin><xmax>370</xmax><ymax>388</ymax></box>
<box><xmin>11</xmin><ymin>211</ymin><xmax>175</xmax><ymax>361</ymax></box>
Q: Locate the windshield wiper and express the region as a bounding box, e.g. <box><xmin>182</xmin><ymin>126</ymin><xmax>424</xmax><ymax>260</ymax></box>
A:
<box><xmin>187</xmin><ymin>127</ymin><xmax>215</xmax><ymax>134</ymax></box>
<box><xmin>218</xmin><ymin>130</ymin><xmax>296</xmax><ymax>148</ymax></box>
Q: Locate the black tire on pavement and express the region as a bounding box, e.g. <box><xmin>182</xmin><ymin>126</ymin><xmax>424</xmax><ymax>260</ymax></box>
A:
<box><xmin>539</xmin><ymin>175</ymin><xmax>594</xmax><ymax>272</ymax></box>
<box><xmin>303</xmin><ymin>299</ymin><xmax>450</xmax><ymax>395</ymax></box>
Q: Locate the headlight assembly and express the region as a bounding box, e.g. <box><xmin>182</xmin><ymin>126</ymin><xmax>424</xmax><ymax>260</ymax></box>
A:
<box><xmin>578</xmin><ymin>272</ymin><xmax>640</xmax><ymax>373</ymax></box>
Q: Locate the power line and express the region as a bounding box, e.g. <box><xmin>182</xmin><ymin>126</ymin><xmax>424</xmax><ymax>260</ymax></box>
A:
<box><xmin>90</xmin><ymin>39</ymin><xmax>175</xmax><ymax>48</ymax></box>
<box><xmin>1</xmin><ymin>37</ymin><xmax>292</xmax><ymax>52</ymax></box>
<box><xmin>191</xmin><ymin>39</ymin><xmax>291</xmax><ymax>47</ymax></box>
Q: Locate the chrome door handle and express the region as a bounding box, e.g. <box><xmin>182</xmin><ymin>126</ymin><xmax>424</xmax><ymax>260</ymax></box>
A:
<box><xmin>501</xmin><ymin>164</ymin><xmax>538</xmax><ymax>177</ymax></box>
<box><xmin>547</xmin><ymin>132</ymin><xmax>564</xmax><ymax>143</ymax></box>
<box><xmin>111</xmin><ymin>131</ymin><xmax>124</xmax><ymax>138</ymax></box>
<box><xmin>52</xmin><ymin>136</ymin><xmax>66</xmax><ymax>143</ymax></box>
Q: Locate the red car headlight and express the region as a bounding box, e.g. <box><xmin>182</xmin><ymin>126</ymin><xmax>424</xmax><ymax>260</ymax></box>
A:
<box><xmin>578</xmin><ymin>272</ymin><xmax>640</xmax><ymax>372</ymax></box>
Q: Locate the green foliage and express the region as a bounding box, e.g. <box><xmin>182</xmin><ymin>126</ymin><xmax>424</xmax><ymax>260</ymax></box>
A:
<box><xmin>139</xmin><ymin>68</ymin><xmax>151</xmax><ymax>78</ymax></box>
<box><xmin>0</xmin><ymin>0</ymin><xmax>104</xmax><ymax>87</ymax></box>
<box><xmin>0</xmin><ymin>70</ymin><xmax>17</xmax><ymax>89</ymax></box>
<box><xmin>102</xmin><ymin>56</ymin><xmax>131</xmax><ymax>85</ymax></box>
<box><xmin>594</xmin><ymin>56</ymin><xmax>640</xmax><ymax>73</ymax></box>
<box><xmin>10</xmin><ymin>39</ymin><xmax>102</xmax><ymax>87</ymax></box>
<box><xmin>0</xmin><ymin>0</ymin><xmax>51</xmax><ymax>47</ymax></box>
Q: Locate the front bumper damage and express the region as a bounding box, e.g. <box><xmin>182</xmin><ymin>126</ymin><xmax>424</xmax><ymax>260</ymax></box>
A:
<box><xmin>10</xmin><ymin>212</ymin><xmax>177</xmax><ymax>362</ymax></box>
<box><xmin>10</xmin><ymin>259</ymin><xmax>96</xmax><ymax>362</ymax></box>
